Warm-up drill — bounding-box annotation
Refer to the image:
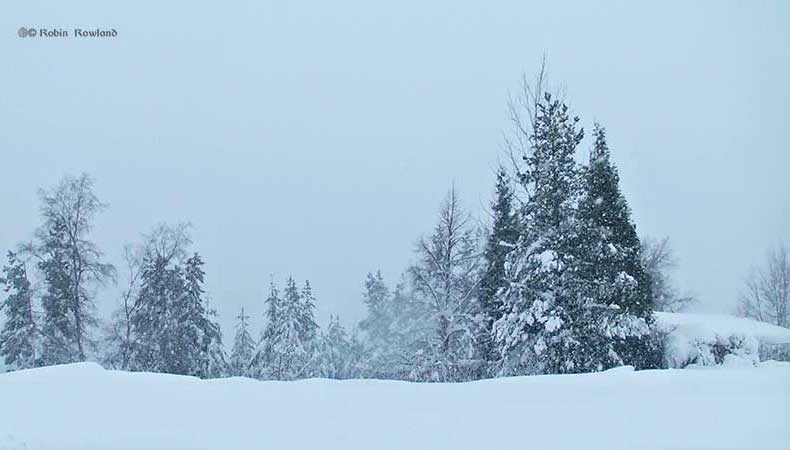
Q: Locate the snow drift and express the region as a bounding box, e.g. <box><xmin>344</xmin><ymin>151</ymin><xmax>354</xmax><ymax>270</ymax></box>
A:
<box><xmin>2</xmin><ymin>361</ymin><xmax>789</xmax><ymax>450</ymax></box>
<box><xmin>655</xmin><ymin>312</ymin><xmax>790</xmax><ymax>367</ymax></box>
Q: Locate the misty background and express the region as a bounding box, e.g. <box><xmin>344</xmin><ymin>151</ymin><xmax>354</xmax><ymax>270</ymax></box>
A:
<box><xmin>1</xmin><ymin>1</ymin><xmax>788</xmax><ymax>335</ymax></box>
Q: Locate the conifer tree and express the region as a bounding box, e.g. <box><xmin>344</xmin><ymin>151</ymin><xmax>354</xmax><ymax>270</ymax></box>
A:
<box><xmin>358</xmin><ymin>271</ymin><xmax>395</xmax><ymax>377</ymax></box>
<box><xmin>197</xmin><ymin>292</ymin><xmax>227</xmax><ymax>379</ymax></box>
<box><xmin>494</xmin><ymin>92</ymin><xmax>587</xmax><ymax>375</ymax></box>
<box><xmin>299</xmin><ymin>280</ymin><xmax>320</xmax><ymax>367</ymax></box>
<box><xmin>38</xmin><ymin>219</ymin><xmax>79</xmax><ymax>365</ymax></box>
<box><xmin>126</xmin><ymin>225</ymin><xmax>222</xmax><ymax>377</ymax></box>
<box><xmin>576</xmin><ymin>124</ymin><xmax>655</xmax><ymax>368</ymax></box>
<box><xmin>478</xmin><ymin>168</ymin><xmax>520</xmax><ymax>367</ymax></box>
<box><xmin>252</xmin><ymin>278</ymin><xmax>311</xmax><ymax>380</ymax></box>
<box><xmin>229</xmin><ymin>308</ymin><xmax>256</xmax><ymax>377</ymax></box>
<box><xmin>0</xmin><ymin>252</ymin><xmax>38</xmax><ymax>370</ymax></box>
<box><xmin>316</xmin><ymin>315</ymin><xmax>352</xmax><ymax>379</ymax></box>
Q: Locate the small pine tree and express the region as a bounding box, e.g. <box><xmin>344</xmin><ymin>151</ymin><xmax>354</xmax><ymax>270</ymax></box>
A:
<box><xmin>316</xmin><ymin>315</ymin><xmax>352</xmax><ymax>379</ymax></box>
<box><xmin>0</xmin><ymin>252</ymin><xmax>38</xmax><ymax>370</ymax></box>
<box><xmin>252</xmin><ymin>278</ymin><xmax>312</xmax><ymax>380</ymax></box>
<box><xmin>198</xmin><ymin>294</ymin><xmax>228</xmax><ymax>379</ymax></box>
<box><xmin>298</xmin><ymin>280</ymin><xmax>320</xmax><ymax>373</ymax></box>
<box><xmin>229</xmin><ymin>308</ymin><xmax>256</xmax><ymax>377</ymax></box>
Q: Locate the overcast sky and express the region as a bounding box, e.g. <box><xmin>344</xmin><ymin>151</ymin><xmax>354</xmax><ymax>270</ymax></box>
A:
<box><xmin>1</xmin><ymin>1</ymin><xmax>788</xmax><ymax>336</ymax></box>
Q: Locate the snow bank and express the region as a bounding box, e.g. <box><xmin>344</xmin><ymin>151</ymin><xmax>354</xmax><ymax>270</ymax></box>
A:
<box><xmin>655</xmin><ymin>312</ymin><xmax>790</xmax><ymax>368</ymax></box>
<box><xmin>2</xmin><ymin>362</ymin><xmax>789</xmax><ymax>450</ymax></box>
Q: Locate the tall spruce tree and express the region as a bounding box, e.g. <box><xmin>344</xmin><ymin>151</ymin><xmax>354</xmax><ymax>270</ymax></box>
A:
<box><xmin>478</xmin><ymin>168</ymin><xmax>520</xmax><ymax>366</ymax></box>
<box><xmin>229</xmin><ymin>308</ymin><xmax>256</xmax><ymax>377</ymax></box>
<box><xmin>0</xmin><ymin>252</ymin><xmax>38</xmax><ymax>370</ymax></box>
<box><xmin>494</xmin><ymin>92</ymin><xmax>587</xmax><ymax>375</ymax></box>
<box><xmin>576</xmin><ymin>125</ymin><xmax>655</xmax><ymax>369</ymax></box>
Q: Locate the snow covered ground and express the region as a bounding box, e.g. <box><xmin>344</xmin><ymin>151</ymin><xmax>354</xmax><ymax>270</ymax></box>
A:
<box><xmin>2</xmin><ymin>362</ymin><xmax>789</xmax><ymax>450</ymax></box>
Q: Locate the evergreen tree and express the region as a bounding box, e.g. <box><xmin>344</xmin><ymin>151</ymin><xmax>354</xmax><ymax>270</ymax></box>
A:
<box><xmin>358</xmin><ymin>271</ymin><xmax>396</xmax><ymax>377</ymax></box>
<box><xmin>345</xmin><ymin>328</ymin><xmax>368</xmax><ymax>379</ymax></box>
<box><xmin>298</xmin><ymin>280</ymin><xmax>320</xmax><ymax>374</ymax></box>
<box><xmin>316</xmin><ymin>315</ymin><xmax>352</xmax><ymax>379</ymax></box>
<box><xmin>126</xmin><ymin>225</ymin><xmax>222</xmax><ymax>378</ymax></box>
<box><xmin>478</xmin><ymin>168</ymin><xmax>520</xmax><ymax>367</ymax></box>
<box><xmin>494</xmin><ymin>92</ymin><xmax>587</xmax><ymax>375</ymax></box>
<box><xmin>38</xmin><ymin>219</ymin><xmax>78</xmax><ymax>365</ymax></box>
<box><xmin>357</xmin><ymin>271</ymin><xmax>428</xmax><ymax>380</ymax></box>
<box><xmin>127</xmin><ymin>254</ymin><xmax>172</xmax><ymax>373</ymax></box>
<box><xmin>229</xmin><ymin>308</ymin><xmax>256</xmax><ymax>377</ymax></box>
<box><xmin>250</xmin><ymin>281</ymin><xmax>281</xmax><ymax>379</ymax></box>
<box><xmin>197</xmin><ymin>292</ymin><xmax>228</xmax><ymax>379</ymax></box>
<box><xmin>0</xmin><ymin>252</ymin><xmax>38</xmax><ymax>370</ymax></box>
<box><xmin>575</xmin><ymin>124</ymin><xmax>655</xmax><ymax>368</ymax></box>
<box><xmin>252</xmin><ymin>278</ymin><xmax>311</xmax><ymax>380</ymax></box>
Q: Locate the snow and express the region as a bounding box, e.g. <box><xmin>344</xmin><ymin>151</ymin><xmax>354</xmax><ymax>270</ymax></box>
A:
<box><xmin>655</xmin><ymin>312</ymin><xmax>790</xmax><ymax>345</ymax></box>
<box><xmin>2</xmin><ymin>362</ymin><xmax>789</xmax><ymax>450</ymax></box>
<box><xmin>655</xmin><ymin>312</ymin><xmax>790</xmax><ymax>368</ymax></box>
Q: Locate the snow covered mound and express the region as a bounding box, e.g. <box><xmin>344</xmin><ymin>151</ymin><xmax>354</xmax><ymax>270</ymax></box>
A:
<box><xmin>655</xmin><ymin>312</ymin><xmax>790</xmax><ymax>368</ymax></box>
<box><xmin>2</xmin><ymin>362</ymin><xmax>790</xmax><ymax>450</ymax></box>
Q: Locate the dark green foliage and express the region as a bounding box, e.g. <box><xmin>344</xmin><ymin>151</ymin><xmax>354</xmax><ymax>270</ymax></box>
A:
<box><xmin>576</xmin><ymin>125</ymin><xmax>657</xmax><ymax>368</ymax></box>
<box><xmin>478</xmin><ymin>168</ymin><xmax>520</xmax><ymax>366</ymax></box>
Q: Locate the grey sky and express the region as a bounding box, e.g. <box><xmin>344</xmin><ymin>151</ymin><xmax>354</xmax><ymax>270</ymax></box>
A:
<box><xmin>1</xmin><ymin>1</ymin><xmax>788</xmax><ymax>336</ymax></box>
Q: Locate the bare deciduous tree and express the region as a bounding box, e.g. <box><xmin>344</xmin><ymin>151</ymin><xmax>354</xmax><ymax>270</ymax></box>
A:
<box><xmin>640</xmin><ymin>236</ymin><xmax>695</xmax><ymax>312</ymax></box>
<box><xmin>31</xmin><ymin>173</ymin><xmax>115</xmax><ymax>362</ymax></box>
<box><xmin>738</xmin><ymin>244</ymin><xmax>790</xmax><ymax>327</ymax></box>
<box><xmin>409</xmin><ymin>187</ymin><xmax>483</xmax><ymax>380</ymax></box>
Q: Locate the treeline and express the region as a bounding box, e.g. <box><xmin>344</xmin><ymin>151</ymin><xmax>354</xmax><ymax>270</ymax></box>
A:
<box><xmin>1</xmin><ymin>71</ymin><xmax>696</xmax><ymax>380</ymax></box>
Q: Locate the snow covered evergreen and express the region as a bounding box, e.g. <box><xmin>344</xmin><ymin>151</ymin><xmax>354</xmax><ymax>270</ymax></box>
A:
<box><xmin>575</xmin><ymin>124</ymin><xmax>656</xmax><ymax>369</ymax></box>
<box><xmin>315</xmin><ymin>315</ymin><xmax>353</xmax><ymax>379</ymax></box>
<box><xmin>494</xmin><ymin>92</ymin><xmax>589</xmax><ymax>375</ymax></box>
<box><xmin>124</xmin><ymin>227</ymin><xmax>224</xmax><ymax>378</ymax></box>
<box><xmin>251</xmin><ymin>278</ymin><xmax>317</xmax><ymax>380</ymax></box>
<box><xmin>478</xmin><ymin>168</ymin><xmax>520</xmax><ymax>369</ymax></box>
<box><xmin>0</xmin><ymin>252</ymin><xmax>37</xmax><ymax>370</ymax></box>
<box><xmin>229</xmin><ymin>308</ymin><xmax>256</xmax><ymax>377</ymax></box>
